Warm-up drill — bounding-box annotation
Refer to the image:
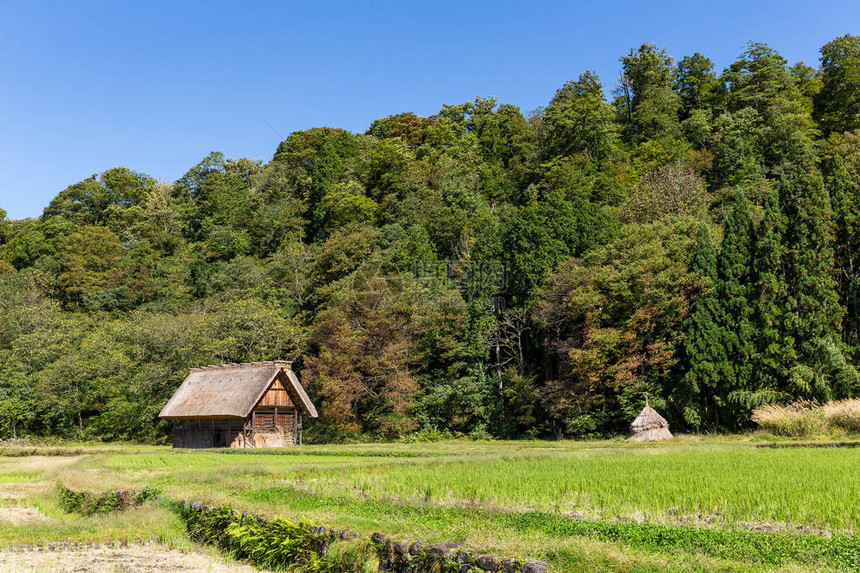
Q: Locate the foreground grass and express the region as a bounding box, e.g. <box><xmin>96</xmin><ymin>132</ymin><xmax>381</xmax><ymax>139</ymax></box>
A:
<box><xmin>1</xmin><ymin>438</ymin><xmax>858</xmax><ymax>571</ymax></box>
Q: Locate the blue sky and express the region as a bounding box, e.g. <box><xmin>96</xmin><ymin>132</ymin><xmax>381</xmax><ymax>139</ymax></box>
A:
<box><xmin>1</xmin><ymin>0</ymin><xmax>858</xmax><ymax>219</ymax></box>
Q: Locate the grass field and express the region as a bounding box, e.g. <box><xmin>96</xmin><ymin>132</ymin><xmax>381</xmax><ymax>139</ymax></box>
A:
<box><xmin>1</xmin><ymin>437</ymin><xmax>859</xmax><ymax>572</ymax></box>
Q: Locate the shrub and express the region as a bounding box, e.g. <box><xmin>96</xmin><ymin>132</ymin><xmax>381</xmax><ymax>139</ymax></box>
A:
<box><xmin>401</xmin><ymin>426</ymin><xmax>452</xmax><ymax>443</ymax></box>
<box><xmin>226</xmin><ymin>516</ymin><xmax>323</xmax><ymax>571</ymax></box>
<box><xmin>58</xmin><ymin>484</ymin><xmax>159</xmax><ymax>515</ymax></box>
<box><xmin>750</xmin><ymin>401</ymin><xmax>825</xmax><ymax>437</ymax></box>
<box><xmin>180</xmin><ymin>504</ymin><xmax>324</xmax><ymax>571</ymax></box>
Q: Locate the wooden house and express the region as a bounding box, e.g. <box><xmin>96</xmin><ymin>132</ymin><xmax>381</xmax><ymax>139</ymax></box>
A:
<box><xmin>158</xmin><ymin>361</ymin><xmax>318</xmax><ymax>448</ymax></box>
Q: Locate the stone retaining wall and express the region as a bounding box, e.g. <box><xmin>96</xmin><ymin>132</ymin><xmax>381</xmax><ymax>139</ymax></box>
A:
<box><xmin>182</xmin><ymin>500</ymin><xmax>548</xmax><ymax>572</ymax></box>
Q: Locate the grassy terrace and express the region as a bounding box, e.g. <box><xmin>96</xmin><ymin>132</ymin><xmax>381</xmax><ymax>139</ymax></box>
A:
<box><xmin>1</xmin><ymin>437</ymin><xmax>859</xmax><ymax>572</ymax></box>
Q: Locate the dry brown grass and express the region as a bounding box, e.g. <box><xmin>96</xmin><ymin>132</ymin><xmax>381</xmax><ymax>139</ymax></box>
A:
<box><xmin>822</xmin><ymin>399</ymin><xmax>860</xmax><ymax>432</ymax></box>
<box><xmin>752</xmin><ymin>398</ymin><xmax>860</xmax><ymax>437</ymax></box>
<box><xmin>750</xmin><ymin>401</ymin><xmax>825</xmax><ymax>437</ymax></box>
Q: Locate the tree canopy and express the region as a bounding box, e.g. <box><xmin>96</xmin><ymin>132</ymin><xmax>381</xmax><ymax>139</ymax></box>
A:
<box><xmin>2</xmin><ymin>36</ymin><xmax>860</xmax><ymax>441</ymax></box>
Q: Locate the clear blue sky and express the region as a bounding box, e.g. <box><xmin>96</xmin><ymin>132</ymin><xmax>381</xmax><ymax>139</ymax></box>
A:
<box><xmin>1</xmin><ymin>0</ymin><xmax>858</xmax><ymax>219</ymax></box>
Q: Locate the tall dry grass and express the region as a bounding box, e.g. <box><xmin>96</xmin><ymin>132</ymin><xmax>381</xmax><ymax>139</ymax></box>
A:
<box><xmin>752</xmin><ymin>398</ymin><xmax>860</xmax><ymax>436</ymax></box>
<box><xmin>750</xmin><ymin>400</ymin><xmax>825</xmax><ymax>437</ymax></box>
<box><xmin>823</xmin><ymin>399</ymin><xmax>860</xmax><ymax>432</ymax></box>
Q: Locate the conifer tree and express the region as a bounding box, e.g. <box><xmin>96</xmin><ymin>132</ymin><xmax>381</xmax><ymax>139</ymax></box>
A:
<box><xmin>677</xmin><ymin>222</ymin><xmax>726</xmax><ymax>429</ymax></box>
<box><xmin>716</xmin><ymin>191</ymin><xmax>756</xmax><ymax>425</ymax></box>
<box><xmin>780</xmin><ymin>162</ymin><xmax>842</xmax><ymax>360</ymax></box>
<box><xmin>753</xmin><ymin>188</ymin><xmax>795</xmax><ymax>396</ymax></box>
<box><xmin>826</xmin><ymin>155</ymin><xmax>860</xmax><ymax>344</ymax></box>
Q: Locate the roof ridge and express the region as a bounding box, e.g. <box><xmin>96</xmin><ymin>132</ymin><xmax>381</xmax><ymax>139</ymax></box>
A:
<box><xmin>189</xmin><ymin>360</ymin><xmax>293</xmax><ymax>372</ymax></box>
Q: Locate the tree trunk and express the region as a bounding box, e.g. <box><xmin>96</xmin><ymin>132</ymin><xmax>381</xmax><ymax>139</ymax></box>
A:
<box><xmin>73</xmin><ymin>384</ymin><xmax>83</xmax><ymax>431</ymax></box>
<box><xmin>495</xmin><ymin>342</ymin><xmax>503</xmax><ymax>392</ymax></box>
<box><xmin>848</xmin><ymin>238</ymin><xmax>859</xmax><ymax>341</ymax></box>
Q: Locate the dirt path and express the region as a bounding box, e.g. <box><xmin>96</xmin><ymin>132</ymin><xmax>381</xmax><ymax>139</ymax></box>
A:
<box><xmin>0</xmin><ymin>545</ymin><xmax>261</xmax><ymax>572</ymax></box>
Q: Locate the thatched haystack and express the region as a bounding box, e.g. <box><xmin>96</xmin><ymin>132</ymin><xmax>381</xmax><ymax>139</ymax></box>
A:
<box><xmin>628</xmin><ymin>398</ymin><xmax>673</xmax><ymax>441</ymax></box>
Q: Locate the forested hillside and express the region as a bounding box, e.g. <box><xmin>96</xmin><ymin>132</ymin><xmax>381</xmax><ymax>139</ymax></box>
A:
<box><xmin>2</xmin><ymin>37</ymin><xmax>860</xmax><ymax>442</ymax></box>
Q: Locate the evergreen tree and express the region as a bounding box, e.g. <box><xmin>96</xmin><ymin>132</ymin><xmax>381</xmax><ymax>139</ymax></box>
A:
<box><xmin>752</xmin><ymin>188</ymin><xmax>795</xmax><ymax>397</ymax></box>
<box><xmin>677</xmin><ymin>222</ymin><xmax>726</xmax><ymax>429</ymax></box>
<box><xmin>716</xmin><ymin>191</ymin><xmax>756</xmax><ymax>425</ymax></box>
<box><xmin>825</xmin><ymin>155</ymin><xmax>860</xmax><ymax>344</ymax></box>
<box><xmin>780</xmin><ymin>162</ymin><xmax>842</xmax><ymax>360</ymax></box>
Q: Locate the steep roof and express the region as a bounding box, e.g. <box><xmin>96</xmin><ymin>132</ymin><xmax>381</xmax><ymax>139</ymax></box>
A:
<box><xmin>159</xmin><ymin>361</ymin><xmax>318</xmax><ymax>419</ymax></box>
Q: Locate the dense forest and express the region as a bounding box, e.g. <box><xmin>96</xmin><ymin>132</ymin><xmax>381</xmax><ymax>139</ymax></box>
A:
<box><xmin>1</xmin><ymin>37</ymin><xmax>860</xmax><ymax>442</ymax></box>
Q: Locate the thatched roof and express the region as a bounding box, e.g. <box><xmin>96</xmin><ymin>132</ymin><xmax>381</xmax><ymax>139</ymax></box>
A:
<box><xmin>628</xmin><ymin>398</ymin><xmax>673</xmax><ymax>441</ymax></box>
<box><xmin>159</xmin><ymin>361</ymin><xmax>318</xmax><ymax>419</ymax></box>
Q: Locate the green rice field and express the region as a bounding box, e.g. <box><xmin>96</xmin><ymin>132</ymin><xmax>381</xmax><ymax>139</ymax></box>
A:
<box><xmin>2</xmin><ymin>437</ymin><xmax>859</xmax><ymax>572</ymax></box>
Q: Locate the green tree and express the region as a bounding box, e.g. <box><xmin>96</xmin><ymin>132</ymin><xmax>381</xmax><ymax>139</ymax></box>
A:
<box><xmin>0</xmin><ymin>354</ymin><xmax>35</xmax><ymax>438</ymax></box>
<box><xmin>58</xmin><ymin>226</ymin><xmax>122</xmax><ymax>305</ymax></box>
<box><xmin>42</xmin><ymin>177</ymin><xmax>107</xmax><ymax>225</ymax></box>
<box><xmin>722</xmin><ymin>43</ymin><xmax>807</xmax><ymax>113</ymax></box>
<box><xmin>616</xmin><ymin>43</ymin><xmax>682</xmax><ymax>145</ymax></box>
<box><xmin>540</xmin><ymin>71</ymin><xmax>618</xmax><ymax>159</ymax></box>
<box><xmin>815</xmin><ymin>34</ymin><xmax>860</xmax><ymax>134</ymax></box>
<box><xmin>366</xmin><ymin>112</ymin><xmax>431</xmax><ymax>148</ymax></box>
<box><xmin>715</xmin><ymin>191</ymin><xmax>756</xmax><ymax>426</ymax></box>
<box><xmin>42</xmin><ymin>168</ymin><xmax>155</xmax><ymax>227</ymax></box>
<box><xmin>677</xmin><ymin>222</ymin><xmax>725</xmax><ymax>429</ymax></box>
<box><xmin>712</xmin><ymin>108</ymin><xmax>764</xmax><ymax>187</ymax></box>
<box><xmin>1</xmin><ymin>217</ymin><xmax>79</xmax><ymax>273</ymax></box>
<box><xmin>824</xmin><ymin>145</ymin><xmax>860</xmax><ymax>343</ymax></box>
<box><xmin>272</xmin><ymin>128</ymin><xmax>361</xmax><ymax>240</ymax></box>
<box><xmin>780</xmin><ymin>162</ymin><xmax>842</xmax><ymax>360</ymax></box>
<box><xmin>101</xmin><ymin>167</ymin><xmax>155</xmax><ymax>208</ymax></box>
<box><xmin>535</xmin><ymin>216</ymin><xmax>699</xmax><ymax>436</ymax></box>
<box><xmin>321</xmin><ymin>181</ymin><xmax>379</xmax><ymax>229</ymax></box>
<box><xmin>752</xmin><ymin>188</ymin><xmax>795</xmax><ymax>395</ymax></box>
<box><xmin>0</xmin><ymin>207</ymin><xmax>7</xmax><ymax>246</ymax></box>
<box><xmin>675</xmin><ymin>53</ymin><xmax>720</xmax><ymax>119</ymax></box>
<box><xmin>720</xmin><ymin>42</ymin><xmax>817</xmax><ymax>175</ymax></box>
<box><xmin>502</xmin><ymin>194</ymin><xmax>614</xmax><ymax>303</ymax></box>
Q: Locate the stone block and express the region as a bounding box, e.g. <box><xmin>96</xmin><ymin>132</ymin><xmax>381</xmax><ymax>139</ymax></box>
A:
<box><xmin>476</xmin><ymin>555</ymin><xmax>502</xmax><ymax>571</ymax></box>
<box><xmin>456</xmin><ymin>550</ymin><xmax>473</xmax><ymax>564</ymax></box>
<box><xmin>427</xmin><ymin>542</ymin><xmax>464</xmax><ymax>558</ymax></box>
<box><xmin>395</xmin><ymin>540</ymin><xmax>412</xmax><ymax>555</ymax></box>
<box><xmin>521</xmin><ymin>561</ymin><xmax>547</xmax><ymax>573</ymax></box>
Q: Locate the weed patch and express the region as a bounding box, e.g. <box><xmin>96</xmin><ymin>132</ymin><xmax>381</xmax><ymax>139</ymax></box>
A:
<box><xmin>59</xmin><ymin>485</ymin><xmax>159</xmax><ymax>515</ymax></box>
